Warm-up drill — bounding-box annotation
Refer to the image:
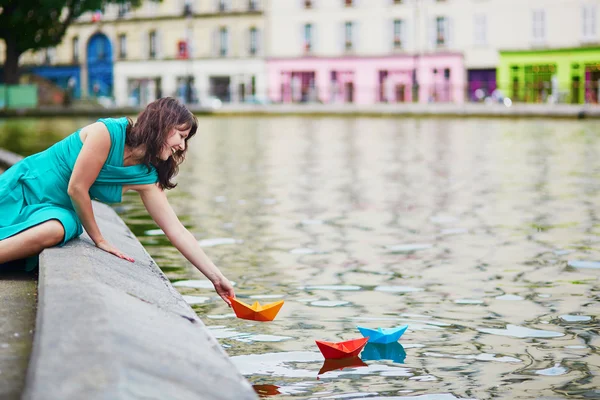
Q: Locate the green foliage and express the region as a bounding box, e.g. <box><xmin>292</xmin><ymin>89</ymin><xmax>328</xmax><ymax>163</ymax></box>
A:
<box><xmin>0</xmin><ymin>0</ymin><xmax>143</xmax><ymax>53</ymax></box>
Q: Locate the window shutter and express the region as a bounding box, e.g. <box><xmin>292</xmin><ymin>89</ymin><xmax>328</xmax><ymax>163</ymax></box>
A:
<box><xmin>429</xmin><ymin>17</ymin><xmax>436</xmax><ymax>50</ymax></box>
<box><xmin>141</xmin><ymin>31</ymin><xmax>148</xmax><ymax>59</ymax></box>
<box><xmin>340</xmin><ymin>21</ymin><xmax>345</xmax><ymax>53</ymax></box>
<box><xmin>256</xmin><ymin>28</ymin><xmax>261</xmax><ymax>55</ymax></box>
<box><xmin>354</xmin><ymin>21</ymin><xmax>359</xmax><ymax>52</ymax></box>
<box><xmin>403</xmin><ymin>19</ymin><xmax>409</xmax><ymax>50</ymax></box>
<box><xmin>446</xmin><ymin>17</ymin><xmax>452</xmax><ymax>48</ymax></box>
<box><xmin>156</xmin><ymin>30</ymin><xmax>162</xmax><ymax>59</ymax></box>
<box><xmin>212</xmin><ymin>27</ymin><xmax>219</xmax><ymax>56</ymax></box>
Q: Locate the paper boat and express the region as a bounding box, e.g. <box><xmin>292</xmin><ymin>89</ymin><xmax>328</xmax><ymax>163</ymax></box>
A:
<box><xmin>356</xmin><ymin>324</ymin><xmax>408</xmax><ymax>344</ymax></box>
<box><xmin>361</xmin><ymin>342</ymin><xmax>407</xmax><ymax>363</ymax></box>
<box><xmin>318</xmin><ymin>356</ymin><xmax>368</xmax><ymax>375</ymax></box>
<box><xmin>229</xmin><ymin>297</ymin><xmax>284</xmax><ymax>321</ymax></box>
<box><xmin>315</xmin><ymin>337</ymin><xmax>369</xmax><ymax>359</ymax></box>
<box><xmin>252</xmin><ymin>384</ymin><xmax>281</xmax><ymax>396</ymax></box>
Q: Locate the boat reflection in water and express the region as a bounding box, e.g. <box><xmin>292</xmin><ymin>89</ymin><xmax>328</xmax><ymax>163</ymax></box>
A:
<box><xmin>361</xmin><ymin>342</ymin><xmax>407</xmax><ymax>364</ymax></box>
<box><xmin>252</xmin><ymin>384</ymin><xmax>281</xmax><ymax>397</ymax></box>
<box><xmin>318</xmin><ymin>356</ymin><xmax>369</xmax><ymax>375</ymax></box>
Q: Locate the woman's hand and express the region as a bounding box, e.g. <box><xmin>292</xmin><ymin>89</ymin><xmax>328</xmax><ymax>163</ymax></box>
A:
<box><xmin>213</xmin><ymin>277</ymin><xmax>235</xmax><ymax>307</ymax></box>
<box><xmin>96</xmin><ymin>240</ymin><xmax>135</xmax><ymax>263</ymax></box>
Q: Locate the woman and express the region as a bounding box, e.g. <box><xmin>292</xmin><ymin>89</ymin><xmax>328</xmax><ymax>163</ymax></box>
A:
<box><xmin>0</xmin><ymin>97</ymin><xmax>235</xmax><ymax>305</ymax></box>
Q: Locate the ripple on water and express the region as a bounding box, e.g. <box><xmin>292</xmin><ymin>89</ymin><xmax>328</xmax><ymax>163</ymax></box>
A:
<box><xmin>290</xmin><ymin>247</ymin><xmax>319</xmax><ymax>255</ymax></box>
<box><xmin>534</xmin><ymin>363</ymin><xmax>568</xmax><ymax>376</ymax></box>
<box><xmin>567</xmin><ymin>260</ymin><xmax>600</xmax><ymax>269</ymax></box>
<box><xmin>230</xmin><ymin>351</ymin><xmax>413</xmax><ymax>379</ymax></box>
<box><xmin>198</xmin><ymin>238</ymin><xmax>242</xmax><ymax>247</ymax></box>
<box><xmin>495</xmin><ymin>294</ymin><xmax>524</xmax><ymax>301</ymax></box>
<box><xmin>173</xmin><ymin>279</ymin><xmax>236</xmax><ymax>289</ymax></box>
<box><xmin>249</xmin><ymin>294</ymin><xmax>285</xmax><ymax>299</ymax></box>
<box><xmin>366</xmin><ymin>395</ymin><xmax>477</xmax><ymax>400</ymax></box>
<box><xmin>299</xmin><ymin>285</ymin><xmax>362</xmax><ymax>291</ymax></box>
<box><xmin>375</xmin><ymin>286</ymin><xmax>424</xmax><ymax>293</ymax></box>
<box><xmin>385</xmin><ymin>244</ymin><xmax>432</xmax><ymax>253</ymax></box>
<box><xmin>209</xmin><ymin>327</ymin><xmax>292</xmax><ymax>342</ymax></box>
<box><xmin>424</xmin><ymin>352</ymin><xmax>522</xmax><ymax>363</ymax></box>
<box><xmin>478</xmin><ymin>324</ymin><xmax>564</xmax><ymax>338</ymax></box>
<box><xmin>144</xmin><ymin>228</ymin><xmax>165</xmax><ymax>236</ymax></box>
<box><xmin>300</xmin><ymin>219</ymin><xmax>324</xmax><ymax>225</ymax></box>
<box><xmin>310</xmin><ymin>300</ymin><xmax>350</xmax><ymax>307</ymax></box>
<box><xmin>454</xmin><ymin>299</ymin><xmax>485</xmax><ymax>305</ymax></box>
<box><xmin>560</xmin><ymin>314</ymin><xmax>591</xmax><ymax>322</ymax></box>
<box><xmin>182</xmin><ymin>295</ymin><xmax>210</xmax><ymax>305</ymax></box>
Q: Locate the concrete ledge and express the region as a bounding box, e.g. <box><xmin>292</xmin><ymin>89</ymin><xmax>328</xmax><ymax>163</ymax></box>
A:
<box><xmin>0</xmin><ymin>103</ymin><xmax>599</xmax><ymax>119</ymax></box>
<box><xmin>23</xmin><ymin>202</ymin><xmax>257</xmax><ymax>399</ymax></box>
<box><xmin>0</xmin><ymin>148</ymin><xmax>23</xmax><ymax>170</ymax></box>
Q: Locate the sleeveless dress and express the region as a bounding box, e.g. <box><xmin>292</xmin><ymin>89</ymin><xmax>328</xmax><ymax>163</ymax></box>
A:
<box><xmin>0</xmin><ymin>117</ymin><xmax>158</xmax><ymax>271</ymax></box>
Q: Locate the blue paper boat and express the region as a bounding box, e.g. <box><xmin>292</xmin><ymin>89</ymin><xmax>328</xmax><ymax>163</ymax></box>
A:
<box><xmin>356</xmin><ymin>324</ymin><xmax>408</xmax><ymax>344</ymax></box>
<box><xmin>361</xmin><ymin>342</ymin><xmax>406</xmax><ymax>363</ymax></box>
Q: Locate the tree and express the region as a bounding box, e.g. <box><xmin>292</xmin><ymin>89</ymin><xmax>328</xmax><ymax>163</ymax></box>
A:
<box><xmin>0</xmin><ymin>0</ymin><xmax>141</xmax><ymax>85</ymax></box>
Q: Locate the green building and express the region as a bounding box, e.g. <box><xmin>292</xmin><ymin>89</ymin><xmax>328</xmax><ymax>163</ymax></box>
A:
<box><xmin>498</xmin><ymin>47</ymin><xmax>600</xmax><ymax>104</ymax></box>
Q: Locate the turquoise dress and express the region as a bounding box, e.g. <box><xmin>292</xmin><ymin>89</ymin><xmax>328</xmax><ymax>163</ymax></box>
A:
<box><xmin>0</xmin><ymin>117</ymin><xmax>158</xmax><ymax>271</ymax></box>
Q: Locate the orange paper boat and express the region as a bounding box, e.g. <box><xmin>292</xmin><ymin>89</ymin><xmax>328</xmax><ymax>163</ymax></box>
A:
<box><xmin>315</xmin><ymin>337</ymin><xmax>369</xmax><ymax>359</ymax></box>
<box><xmin>229</xmin><ymin>297</ymin><xmax>284</xmax><ymax>321</ymax></box>
<box><xmin>318</xmin><ymin>356</ymin><xmax>368</xmax><ymax>375</ymax></box>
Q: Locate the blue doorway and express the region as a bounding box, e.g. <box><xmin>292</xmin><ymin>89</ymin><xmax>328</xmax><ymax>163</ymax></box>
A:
<box><xmin>87</xmin><ymin>33</ymin><xmax>113</xmax><ymax>98</ymax></box>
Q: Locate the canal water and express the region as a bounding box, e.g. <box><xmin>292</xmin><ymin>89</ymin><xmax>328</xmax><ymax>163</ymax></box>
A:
<box><xmin>1</xmin><ymin>116</ymin><xmax>599</xmax><ymax>399</ymax></box>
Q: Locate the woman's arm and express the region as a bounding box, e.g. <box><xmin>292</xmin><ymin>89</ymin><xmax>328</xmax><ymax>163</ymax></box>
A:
<box><xmin>137</xmin><ymin>183</ymin><xmax>235</xmax><ymax>305</ymax></box>
<box><xmin>68</xmin><ymin>122</ymin><xmax>134</xmax><ymax>262</ymax></box>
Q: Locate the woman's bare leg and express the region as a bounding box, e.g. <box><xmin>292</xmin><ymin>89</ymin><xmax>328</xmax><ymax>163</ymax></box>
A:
<box><xmin>0</xmin><ymin>220</ymin><xmax>65</xmax><ymax>264</ymax></box>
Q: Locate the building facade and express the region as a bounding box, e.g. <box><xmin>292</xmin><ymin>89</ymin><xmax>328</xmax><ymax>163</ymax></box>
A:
<box><xmin>266</xmin><ymin>0</ymin><xmax>466</xmax><ymax>104</ymax></box>
<box><xmin>2</xmin><ymin>0</ymin><xmax>600</xmax><ymax>105</ymax></box>
<box><xmin>11</xmin><ymin>0</ymin><xmax>267</xmax><ymax>106</ymax></box>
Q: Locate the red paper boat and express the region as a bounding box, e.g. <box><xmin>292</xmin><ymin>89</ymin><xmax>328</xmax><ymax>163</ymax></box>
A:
<box><xmin>229</xmin><ymin>297</ymin><xmax>284</xmax><ymax>321</ymax></box>
<box><xmin>315</xmin><ymin>337</ymin><xmax>369</xmax><ymax>359</ymax></box>
<box><xmin>252</xmin><ymin>384</ymin><xmax>281</xmax><ymax>396</ymax></box>
<box><xmin>318</xmin><ymin>356</ymin><xmax>368</xmax><ymax>375</ymax></box>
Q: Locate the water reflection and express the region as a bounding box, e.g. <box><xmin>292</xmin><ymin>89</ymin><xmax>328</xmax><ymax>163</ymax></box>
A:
<box><xmin>318</xmin><ymin>357</ymin><xmax>368</xmax><ymax>375</ymax></box>
<box><xmin>3</xmin><ymin>117</ymin><xmax>599</xmax><ymax>399</ymax></box>
<box><xmin>362</xmin><ymin>343</ymin><xmax>407</xmax><ymax>364</ymax></box>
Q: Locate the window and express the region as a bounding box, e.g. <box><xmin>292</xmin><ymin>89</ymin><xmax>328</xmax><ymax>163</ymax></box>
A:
<box><xmin>219</xmin><ymin>27</ymin><xmax>228</xmax><ymax>56</ymax></box>
<box><xmin>473</xmin><ymin>14</ymin><xmax>487</xmax><ymax>46</ymax></box>
<box><xmin>118</xmin><ymin>34</ymin><xmax>127</xmax><ymax>59</ymax></box>
<box><xmin>345</xmin><ymin>21</ymin><xmax>353</xmax><ymax>50</ymax></box>
<box><xmin>393</xmin><ymin>19</ymin><xmax>403</xmax><ymax>49</ymax></box>
<box><xmin>249</xmin><ymin>27</ymin><xmax>258</xmax><ymax>55</ymax></box>
<box><xmin>149</xmin><ymin>31</ymin><xmax>157</xmax><ymax>59</ymax></box>
<box><xmin>304</xmin><ymin>0</ymin><xmax>313</xmax><ymax>9</ymax></box>
<box><xmin>218</xmin><ymin>0</ymin><xmax>228</xmax><ymax>12</ymax></box>
<box><xmin>344</xmin><ymin>0</ymin><xmax>353</xmax><ymax>6</ymax></box>
<box><xmin>583</xmin><ymin>5</ymin><xmax>597</xmax><ymax>40</ymax></box>
<box><xmin>44</xmin><ymin>47</ymin><xmax>56</xmax><ymax>64</ymax></box>
<box><xmin>178</xmin><ymin>40</ymin><xmax>188</xmax><ymax>58</ymax></box>
<box><xmin>436</xmin><ymin>16</ymin><xmax>447</xmax><ymax>46</ymax></box>
<box><xmin>304</xmin><ymin>23</ymin><xmax>313</xmax><ymax>52</ymax></box>
<box><xmin>183</xmin><ymin>0</ymin><xmax>192</xmax><ymax>16</ymax></box>
<box><xmin>532</xmin><ymin>9</ymin><xmax>545</xmax><ymax>42</ymax></box>
<box><xmin>72</xmin><ymin>36</ymin><xmax>79</xmax><ymax>62</ymax></box>
<box><xmin>248</xmin><ymin>0</ymin><xmax>258</xmax><ymax>10</ymax></box>
<box><xmin>118</xmin><ymin>2</ymin><xmax>131</xmax><ymax>18</ymax></box>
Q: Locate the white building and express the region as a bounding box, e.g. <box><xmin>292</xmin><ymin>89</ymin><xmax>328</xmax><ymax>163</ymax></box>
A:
<box><xmin>4</xmin><ymin>0</ymin><xmax>267</xmax><ymax>107</ymax></box>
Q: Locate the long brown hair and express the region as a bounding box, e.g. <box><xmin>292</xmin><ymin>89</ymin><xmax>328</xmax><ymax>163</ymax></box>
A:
<box><xmin>125</xmin><ymin>97</ymin><xmax>198</xmax><ymax>190</ymax></box>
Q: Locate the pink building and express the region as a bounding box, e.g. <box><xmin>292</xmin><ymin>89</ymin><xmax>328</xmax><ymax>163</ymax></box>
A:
<box><xmin>267</xmin><ymin>53</ymin><xmax>465</xmax><ymax>105</ymax></box>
